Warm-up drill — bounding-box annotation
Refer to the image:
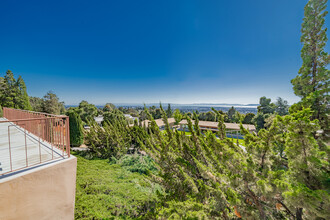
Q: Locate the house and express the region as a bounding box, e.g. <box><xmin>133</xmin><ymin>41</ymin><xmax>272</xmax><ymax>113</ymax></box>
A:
<box><xmin>179</xmin><ymin>119</ymin><xmax>256</xmax><ymax>132</ymax></box>
<box><xmin>179</xmin><ymin>119</ymin><xmax>256</xmax><ymax>139</ymax></box>
<box><xmin>141</xmin><ymin>118</ymin><xmax>176</xmax><ymax>130</ymax></box>
<box><xmin>124</xmin><ymin>114</ymin><xmax>139</xmax><ymax>123</ymax></box>
<box><xmin>94</xmin><ymin>116</ymin><xmax>104</xmax><ymax>125</ymax></box>
<box><xmin>141</xmin><ymin>118</ymin><xmax>256</xmax><ymax>139</ymax></box>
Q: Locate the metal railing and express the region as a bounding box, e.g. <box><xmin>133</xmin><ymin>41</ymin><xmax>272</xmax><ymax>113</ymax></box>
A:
<box><xmin>1</xmin><ymin>108</ymin><xmax>70</xmax><ymax>176</ymax></box>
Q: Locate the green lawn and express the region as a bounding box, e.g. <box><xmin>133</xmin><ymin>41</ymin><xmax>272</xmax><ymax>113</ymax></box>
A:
<box><xmin>178</xmin><ymin>130</ymin><xmax>192</xmax><ymax>135</ymax></box>
<box><xmin>73</xmin><ymin>153</ymin><xmax>161</xmax><ymax>219</ymax></box>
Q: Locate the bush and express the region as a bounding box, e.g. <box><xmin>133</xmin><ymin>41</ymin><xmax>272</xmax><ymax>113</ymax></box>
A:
<box><xmin>115</xmin><ymin>154</ymin><xmax>158</xmax><ymax>175</ymax></box>
<box><xmin>156</xmin><ymin>198</ymin><xmax>211</xmax><ymax>219</ymax></box>
<box><xmin>73</xmin><ymin>153</ymin><xmax>162</xmax><ymax>219</ymax></box>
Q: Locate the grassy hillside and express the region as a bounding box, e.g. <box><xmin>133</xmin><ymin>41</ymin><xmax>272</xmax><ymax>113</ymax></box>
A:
<box><xmin>73</xmin><ymin>153</ymin><xmax>161</xmax><ymax>219</ymax></box>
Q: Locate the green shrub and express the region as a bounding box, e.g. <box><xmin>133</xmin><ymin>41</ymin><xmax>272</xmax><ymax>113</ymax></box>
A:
<box><xmin>156</xmin><ymin>198</ymin><xmax>211</xmax><ymax>220</ymax></box>
<box><xmin>73</xmin><ymin>153</ymin><xmax>162</xmax><ymax>219</ymax></box>
<box><xmin>115</xmin><ymin>154</ymin><xmax>158</xmax><ymax>175</ymax></box>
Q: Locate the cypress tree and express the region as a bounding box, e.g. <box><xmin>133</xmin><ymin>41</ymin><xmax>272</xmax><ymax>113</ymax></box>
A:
<box><xmin>67</xmin><ymin>110</ymin><xmax>84</xmax><ymax>147</ymax></box>
<box><xmin>166</xmin><ymin>103</ymin><xmax>173</xmax><ymax>118</ymax></box>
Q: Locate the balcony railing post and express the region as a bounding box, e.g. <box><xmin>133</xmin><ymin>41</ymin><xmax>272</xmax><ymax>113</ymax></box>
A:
<box><xmin>66</xmin><ymin>117</ymin><xmax>70</xmax><ymax>157</ymax></box>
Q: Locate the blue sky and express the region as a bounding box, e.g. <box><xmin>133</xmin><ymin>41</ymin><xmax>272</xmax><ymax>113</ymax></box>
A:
<box><xmin>0</xmin><ymin>0</ymin><xmax>327</xmax><ymax>105</ymax></box>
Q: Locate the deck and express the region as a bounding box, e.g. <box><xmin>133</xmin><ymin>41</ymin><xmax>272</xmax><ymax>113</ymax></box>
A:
<box><xmin>0</xmin><ymin>118</ymin><xmax>67</xmax><ymax>177</ymax></box>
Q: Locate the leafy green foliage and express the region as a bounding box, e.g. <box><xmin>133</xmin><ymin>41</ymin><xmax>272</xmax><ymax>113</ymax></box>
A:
<box><xmin>173</xmin><ymin>109</ymin><xmax>182</xmax><ymax>125</ymax></box>
<box><xmin>85</xmin><ymin>119</ymin><xmax>131</xmax><ymax>159</ymax></box>
<box><xmin>103</xmin><ymin>102</ymin><xmax>116</xmax><ymax>112</ymax></box>
<box><xmin>243</xmin><ymin>113</ymin><xmax>255</xmax><ymax>124</ymax></box>
<box><xmin>84</xmin><ymin>112</ymin><xmax>149</xmax><ymax>159</ymax></box>
<box><xmin>156</xmin><ymin>197</ymin><xmax>211</xmax><ymax>219</ymax></box>
<box><xmin>103</xmin><ymin>108</ymin><xmax>125</xmax><ymax>125</ymax></box>
<box><xmin>141</xmin><ymin>107</ymin><xmax>250</xmax><ymax>219</ymax></box>
<box><xmin>78</xmin><ymin>100</ymin><xmax>98</xmax><ymax>123</ymax></box>
<box><xmin>29</xmin><ymin>92</ymin><xmax>65</xmax><ymax>115</ymax></box>
<box><xmin>29</xmin><ymin>96</ymin><xmax>44</xmax><ymax>112</ymax></box>
<box><xmin>198</xmin><ymin>111</ymin><xmax>217</xmax><ymax>121</ymax></box>
<box><xmin>274</xmin><ymin>109</ymin><xmax>330</xmax><ymax>219</ymax></box>
<box><xmin>42</xmin><ymin>91</ymin><xmax>65</xmax><ymax>114</ymax></box>
<box><xmin>0</xmin><ymin>70</ymin><xmax>32</xmax><ymax>110</ymax></box>
<box><xmin>138</xmin><ymin>102</ymin><xmax>329</xmax><ymax>219</ymax></box>
<box><xmin>253</xmin><ymin>96</ymin><xmax>289</xmax><ymax>131</ymax></box>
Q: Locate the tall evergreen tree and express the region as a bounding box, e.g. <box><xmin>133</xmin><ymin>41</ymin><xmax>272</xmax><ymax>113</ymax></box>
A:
<box><xmin>291</xmin><ymin>0</ymin><xmax>329</xmax><ymax>135</ymax></box>
<box><xmin>275</xmin><ymin>109</ymin><xmax>330</xmax><ymax>219</ymax></box>
<box><xmin>275</xmin><ymin>97</ymin><xmax>289</xmax><ymax>116</ymax></box>
<box><xmin>67</xmin><ymin>110</ymin><xmax>84</xmax><ymax>147</ymax></box>
<box><xmin>2</xmin><ymin>70</ymin><xmax>16</xmax><ymax>108</ymax></box>
<box><xmin>227</xmin><ymin>106</ymin><xmax>236</xmax><ymax>122</ymax></box>
<box><xmin>16</xmin><ymin>76</ymin><xmax>32</xmax><ymax>110</ymax></box>
<box><xmin>0</xmin><ymin>71</ymin><xmax>31</xmax><ymax>110</ymax></box>
<box><xmin>166</xmin><ymin>103</ymin><xmax>173</xmax><ymax>118</ymax></box>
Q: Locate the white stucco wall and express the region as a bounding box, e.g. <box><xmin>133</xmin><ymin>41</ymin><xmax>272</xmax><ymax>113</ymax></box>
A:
<box><xmin>0</xmin><ymin>156</ymin><xmax>77</xmax><ymax>220</ymax></box>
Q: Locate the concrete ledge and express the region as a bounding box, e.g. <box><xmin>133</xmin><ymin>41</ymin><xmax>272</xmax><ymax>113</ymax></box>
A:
<box><xmin>0</xmin><ymin>156</ymin><xmax>77</xmax><ymax>220</ymax></box>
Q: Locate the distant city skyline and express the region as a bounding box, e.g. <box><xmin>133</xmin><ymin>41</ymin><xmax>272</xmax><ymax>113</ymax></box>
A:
<box><xmin>1</xmin><ymin>0</ymin><xmax>326</xmax><ymax>105</ymax></box>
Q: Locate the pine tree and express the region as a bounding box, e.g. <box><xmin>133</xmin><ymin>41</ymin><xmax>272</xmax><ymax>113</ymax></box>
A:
<box><xmin>142</xmin><ymin>107</ymin><xmax>277</xmax><ymax>219</ymax></box>
<box><xmin>291</xmin><ymin>0</ymin><xmax>330</xmax><ymax>135</ymax></box>
<box><xmin>0</xmin><ymin>71</ymin><xmax>32</xmax><ymax>110</ymax></box>
<box><xmin>16</xmin><ymin>76</ymin><xmax>32</xmax><ymax>110</ymax></box>
<box><xmin>273</xmin><ymin>109</ymin><xmax>330</xmax><ymax>219</ymax></box>
<box><xmin>275</xmin><ymin>97</ymin><xmax>289</xmax><ymax>116</ymax></box>
<box><xmin>227</xmin><ymin>106</ymin><xmax>236</xmax><ymax>122</ymax></box>
<box><xmin>166</xmin><ymin>103</ymin><xmax>173</xmax><ymax>118</ymax></box>
<box><xmin>2</xmin><ymin>70</ymin><xmax>16</xmax><ymax>108</ymax></box>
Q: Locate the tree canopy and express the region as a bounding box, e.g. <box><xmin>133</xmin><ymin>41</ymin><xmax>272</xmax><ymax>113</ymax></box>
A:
<box><xmin>291</xmin><ymin>0</ymin><xmax>330</xmax><ymax>136</ymax></box>
<box><xmin>0</xmin><ymin>70</ymin><xmax>32</xmax><ymax>110</ymax></box>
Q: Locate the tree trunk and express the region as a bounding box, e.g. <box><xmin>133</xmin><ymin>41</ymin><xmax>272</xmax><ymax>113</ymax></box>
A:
<box><xmin>296</xmin><ymin>208</ymin><xmax>303</xmax><ymax>220</ymax></box>
<box><xmin>244</xmin><ymin>181</ymin><xmax>266</xmax><ymax>220</ymax></box>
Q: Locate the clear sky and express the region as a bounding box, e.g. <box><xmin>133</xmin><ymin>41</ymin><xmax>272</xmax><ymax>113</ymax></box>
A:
<box><xmin>0</xmin><ymin>0</ymin><xmax>327</xmax><ymax>105</ymax></box>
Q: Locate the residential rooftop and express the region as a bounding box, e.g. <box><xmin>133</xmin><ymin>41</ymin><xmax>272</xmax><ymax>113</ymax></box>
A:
<box><xmin>140</xmin><ymin>118</ymin><xmax>256</xmax><ymax>131</ymax></box>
